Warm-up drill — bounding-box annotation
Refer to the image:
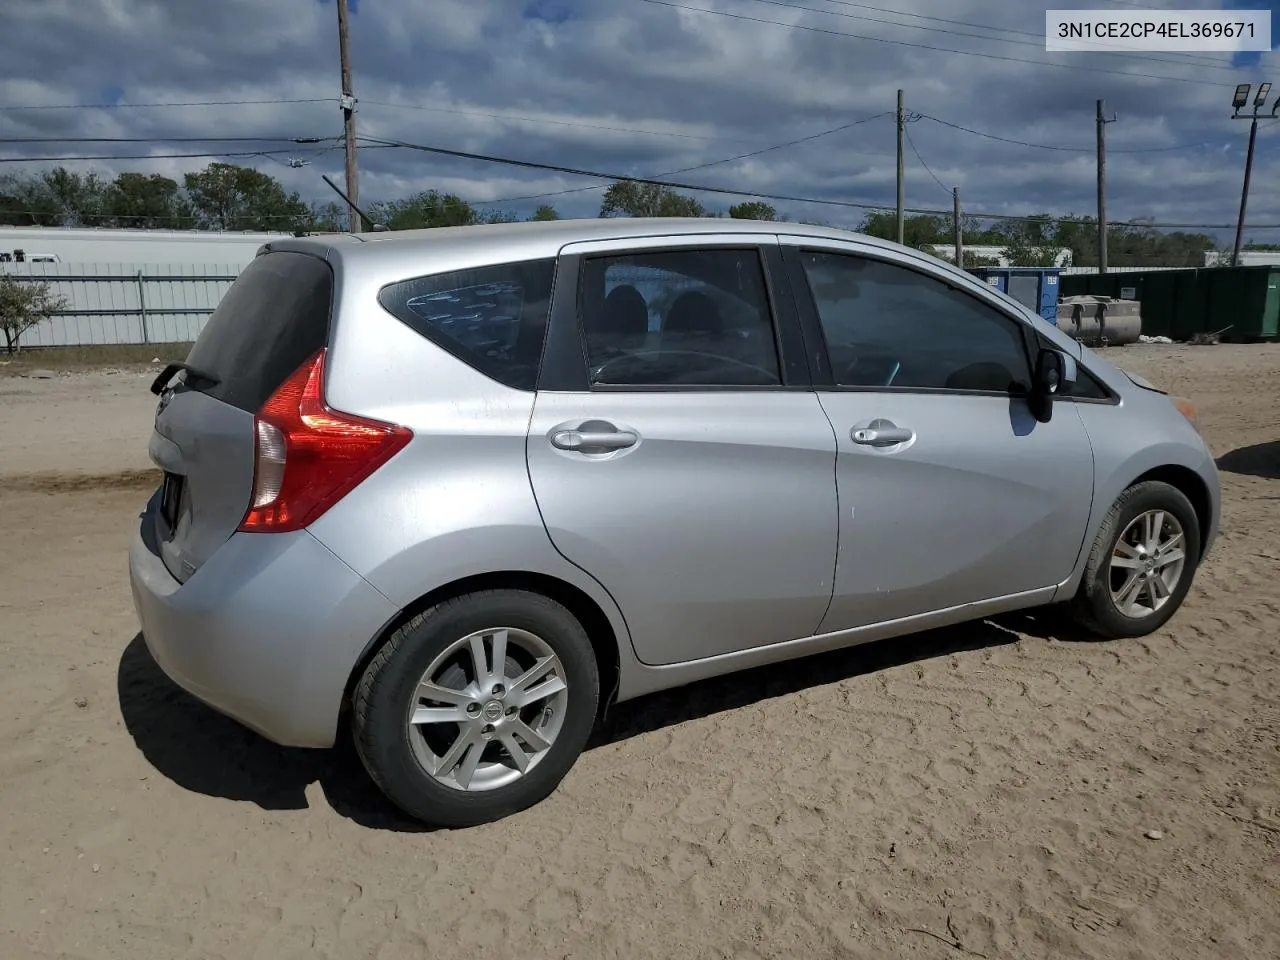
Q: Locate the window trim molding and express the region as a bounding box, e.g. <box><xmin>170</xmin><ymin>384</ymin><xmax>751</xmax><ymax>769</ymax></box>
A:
<box><xmin>566</xmin><ymin>241</ymin><xmax>803</xmax><ymax>393</ymax></box>
<box><xmin>780</xmin><ymin>242</ymin><xmax>1041</xmax><ymax>399</ymax></box>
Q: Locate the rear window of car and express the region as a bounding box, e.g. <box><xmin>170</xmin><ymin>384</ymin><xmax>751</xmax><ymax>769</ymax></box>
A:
<box><xmin>378</xmin><ymin>258</ymin><xmax>556</xmax><ymax>392</ymax></box>
<box><xmin>184</xmin><ymin>250</ymin><xmax>333</xmax><ymax>412</ymax></box>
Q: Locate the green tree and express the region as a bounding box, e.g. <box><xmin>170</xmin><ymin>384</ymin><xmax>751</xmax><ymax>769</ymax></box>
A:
<box><xmin>308</xmin><ymin>200</ymin><xmax>349</xmax><ymax>232</ymax></box>
<box><xmin>372</xmin><ymin>190</ymin><xmax>479</xmax><ymax>230</ymax></box>
<box><xmin>103</xmin><ymin>173</ymin><xmax>187</xmax><ymax>229</ymax></box>
<box><xmin>728</xmin><ymin>201</ymin><xmax>776</xmax><ymax>221</ymax></box>
<box><xmin>599</xmin><ymin>180</ymin><xmax>706</xmax><ymax>218</ymax></box>
<box><xmin>40</xmin><ymin>167</ymin><xmax>108</xmax><ymax>225</ymax></box>
<box><xmin>530</xmin><ymin>204</ymin><xmax>560</xmax><ymax>221</ymax></box>
<box><xmin>857</xmin><ymin>211</ymin><xmax>951</xmax><ymax>248</ymax></box>
<box><xmin>0</xmin><ymin>276</ymin><xmax>67</xmax><ymax>353</ymax></box>
<box><xmin>0</xmin><ymin>173</ymin><xmax>64</xmax><ymax>226</ymax></box>
<box><xmin>182</xmin><ymin>162</ymin><xmax>311</xmax><ymax>232</ymax></box>
<box><xmin>997</xmin><ymin>214</ymin><xmax>1064</xmax><ymax>266</ymax></box>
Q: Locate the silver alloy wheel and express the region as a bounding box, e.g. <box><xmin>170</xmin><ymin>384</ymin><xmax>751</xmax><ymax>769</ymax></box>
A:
<box><xmin>1108</xmin><ymin>509</ymin><xmax>1187</xmax><ymax>619</ymax></box>
<box><xmin>406</xmin><ymin>627</ymin><xmax>569</xmax><ymax>792</ymax></box>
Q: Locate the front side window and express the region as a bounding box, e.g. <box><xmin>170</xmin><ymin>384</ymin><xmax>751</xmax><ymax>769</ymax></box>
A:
<box><xmin>578</xmin><ymin>247</ymin><xmax>781</xmax><ymax>387</ymax></box>
<box><xmin>379</xmin><ymin>258</ymin><xmax>555</xmax><ymax>392</ymax></box>
<box><xmin>798</xmin><ymin>251</ymin><xmax>1032</xmax><ymax>393</ymax></box>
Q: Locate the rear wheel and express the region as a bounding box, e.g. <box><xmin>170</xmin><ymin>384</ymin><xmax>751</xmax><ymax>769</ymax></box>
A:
<box><xmin>1069</xmin><ymin>480</ymin><xmax>1201</xmax><ymax>639</ymax></box>
<box><xmin>352</xmin><ymin>590</ymin><xmax>598</xmax><ymax>828</ymax></box>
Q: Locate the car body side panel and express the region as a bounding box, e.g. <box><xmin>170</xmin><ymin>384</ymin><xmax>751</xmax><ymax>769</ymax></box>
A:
<box><xmin>527</xmin><ymin>390</ymin><xmax>840</xmax><ymax>666</ymax></box>
<box><xmin>610</xmin><ymin>584</ymin><xmax>1057</xmax><ymax>703</ymax></box>
<box><xmin>814</xmin><ymin>393</ymin><xmax>1096</xmax><ymax>630</ymax></box>
<box><xmin>1051</xmin><ymin>391</ymin><xmax>1221</xmax><ymax>601</ymax></box>
<box><xmin>130</xmin><ymin>490</ymin><xmax>399</xmax><ymax>748</ymax></box>
<box><xmin>146</xmin><ymin>390</ymin><xmax>256</xmax><ymax>580</ymax></box>
<box><xmin>303</xmin><ymin>248</ymin><xmax>638</xmax><ymax>665</ymax></box>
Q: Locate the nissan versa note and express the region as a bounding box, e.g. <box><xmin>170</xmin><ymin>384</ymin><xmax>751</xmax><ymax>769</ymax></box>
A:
<box><xmin>129</xmin><ymin>217</ymin><xmax>1219</xmax><ymax>828</ymax></box>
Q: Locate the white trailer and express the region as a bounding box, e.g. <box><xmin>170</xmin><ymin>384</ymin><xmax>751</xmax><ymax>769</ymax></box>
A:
<box><xmin>0</xmin><ymin>226</ymin><xmax>296</xmax><ymax>269</ymax></box>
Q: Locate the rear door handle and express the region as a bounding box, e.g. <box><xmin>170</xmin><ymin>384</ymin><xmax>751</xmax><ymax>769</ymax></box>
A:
<box><xmin>551</xmin><ymin>429</ymin><xmax>638</xmax><ymax>452</ymax></box>
<box><xmin>851</xmin><ymin>422</ymin><xmax>913</xmax><ymax>446</ymax></box>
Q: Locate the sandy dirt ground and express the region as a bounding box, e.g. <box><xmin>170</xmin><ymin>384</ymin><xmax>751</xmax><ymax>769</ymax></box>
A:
<box><xmin>0</xmin><ymin>369</ymin><xmax>156</xmax><ymax>487</ymax></box>
<box><xmin>0</xmin><ymin>345</ymin><xmax>1277</xmax><ymax>960</ymax></box>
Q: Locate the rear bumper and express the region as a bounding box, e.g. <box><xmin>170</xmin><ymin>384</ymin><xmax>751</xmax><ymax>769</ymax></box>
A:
<box><xmin>128</xmin><ymin>492</ymin><xmax>399</xmax><ymax>748</ymax></box>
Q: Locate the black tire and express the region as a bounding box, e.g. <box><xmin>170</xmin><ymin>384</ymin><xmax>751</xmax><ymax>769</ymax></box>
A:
<box><xmin>1069</xmin><ymin>480</ymin><xmax>1201</xmax><ymax>639</ymax></box>
<box><xmin>352</xmin><ymin>589</ymin><xmax>599</xmax><ymax>828</ymax></box>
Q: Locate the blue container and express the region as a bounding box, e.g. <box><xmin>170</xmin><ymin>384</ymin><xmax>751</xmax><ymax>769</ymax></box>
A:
<box><xmin>966</xmin><ymin>267</ymin><xmax>1061</xmax><ymax>325</ymax></box>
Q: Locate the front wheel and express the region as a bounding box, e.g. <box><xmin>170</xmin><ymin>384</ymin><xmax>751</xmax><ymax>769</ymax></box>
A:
<box><xmin>352</xmin><ymin>589</ymin><xmax>599</xmax><ymax>828</ymax></box>
<box><xmin>1069</xmin><ymin>480</ymin><xmax>1201</xmax><ymax>639</ymax></box>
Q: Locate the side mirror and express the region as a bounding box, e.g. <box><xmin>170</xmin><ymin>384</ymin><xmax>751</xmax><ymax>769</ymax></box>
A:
<box><xmin>1030</xmin><ymin>348</ymin><xmax>1074</xmax><ymax>422</ymax></box>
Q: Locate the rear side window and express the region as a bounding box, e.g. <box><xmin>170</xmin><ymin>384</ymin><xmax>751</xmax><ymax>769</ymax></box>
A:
<box><xmin>185</xmin><ymin>250</ymin><xmax>333</xmax><ymax>412</ymax></box>
<box><xmin>578</xmin><ymin>248</ymin><xmax>781</xmax><ymax>387</ymax></box>
<box><xmin>379</xmin><ymin>258</ymin><xmax>556</xmax><ymax>392</ymax></box>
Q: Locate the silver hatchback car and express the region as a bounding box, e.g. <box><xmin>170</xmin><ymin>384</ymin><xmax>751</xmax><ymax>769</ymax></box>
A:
<box><xmin>130</xmin><ymin>218</ymin><xmax>1219</xmax><ymax>827</ymax></box>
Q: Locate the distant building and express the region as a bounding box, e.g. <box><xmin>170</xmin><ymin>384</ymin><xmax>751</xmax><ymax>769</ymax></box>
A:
<box><xmin>1203</xmin><ymin>249</ymin><xmax>1280</xmax><ymax>267</ymax></box>
<box><xmin>0</xmin><ymin>226</ymin><xmax>294</xmax><ymax>268</ymax></box>
<box><xmin>925</xmin><ymin>244</ymin><xmax>1074</xmax><ymax>268</ymax></box>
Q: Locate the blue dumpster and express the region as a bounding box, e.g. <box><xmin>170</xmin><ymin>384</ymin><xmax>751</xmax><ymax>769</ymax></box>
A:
<box><xmin>967</xmin><ymin>267</ymin><xmax>1061</xmax><ymax>325</ymax></box>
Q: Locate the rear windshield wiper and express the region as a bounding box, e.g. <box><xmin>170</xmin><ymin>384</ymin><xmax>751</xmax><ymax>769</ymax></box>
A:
<box><xmin>150</xmin><ymin>361</ymin><xmax>221</xmax><ymax>396</ymax></box>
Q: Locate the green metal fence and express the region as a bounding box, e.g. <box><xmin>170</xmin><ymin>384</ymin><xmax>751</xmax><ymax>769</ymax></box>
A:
<box><xmin>1060</xmin><ymin>266</ymin><xmax>1280</xmax><ymax>341</ymax></box>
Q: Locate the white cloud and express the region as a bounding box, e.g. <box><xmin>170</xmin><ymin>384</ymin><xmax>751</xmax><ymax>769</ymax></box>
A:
<box><xmin>1</xmin><ymin>0</ymin><xmax>1277</xmax><ymax>243</ymax></box>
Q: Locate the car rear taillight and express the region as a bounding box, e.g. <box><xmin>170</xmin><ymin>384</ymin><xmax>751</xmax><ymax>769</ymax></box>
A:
<box><xmin>238</xmin><ymin>349</ymin><xmax>412</xmax><ymax>533</ymax></box>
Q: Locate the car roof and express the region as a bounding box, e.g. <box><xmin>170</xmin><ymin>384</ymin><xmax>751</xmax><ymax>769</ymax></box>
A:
<box><xmin>267</xmin><ymin>216</ymin><xmax>915</xmax><ymax>265</ymax></box>
<box><xmin>263</xmin><ymin>215</ymin><xmax>1081</xmax><ymax>356</ymax></box>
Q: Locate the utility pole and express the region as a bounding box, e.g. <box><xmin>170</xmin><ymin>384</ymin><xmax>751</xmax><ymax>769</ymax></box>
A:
<box><xmin>336</xmin><ymin>0</ymin><xmax>360</xmax><ymax>232</ymax></box>
<box><xmin>953</xmin><ymin>186</ymin><xmax>963</xmax><ymax>268</ymax></box>
<box><xmin>1096</xmin><ymin>99</ymin><xmax>1115</xmax><ymax>275</ymax></box>
<box><xmin>1230</xmin><ymin>83</ymin><xmax>1276</xmax><ymax>267</ymax></box>
<box><xmin>896</xmin><ymin>89</ymin><xmax>905</xmax><ymax>245</ymax></box>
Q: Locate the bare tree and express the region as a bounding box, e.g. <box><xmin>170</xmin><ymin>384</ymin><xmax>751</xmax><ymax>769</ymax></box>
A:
<box><xmin>0</xmin><ymin>276</ymin><xmax>67</xmax><ymax>353</ymax></box>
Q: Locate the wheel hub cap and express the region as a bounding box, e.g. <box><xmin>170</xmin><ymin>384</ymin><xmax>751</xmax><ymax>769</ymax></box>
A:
<box><xmin>404</xmin><ymin>627</ymin><xmax>570</xmax><ymax>792</ymax></box>
<box><xmin>1107</xmin><ymin>509</ymin><xmax>1187</xmax><ymax>619</ymax></box>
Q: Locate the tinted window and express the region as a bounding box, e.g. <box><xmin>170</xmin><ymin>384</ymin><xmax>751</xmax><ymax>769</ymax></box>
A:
<box><xmin>185</xmin><ymin>250</ymin><xmax>333</xmax><ymax>412</ymax></box>
<box><xmin>799</xmin><ymin>251</ymin><xmax>1031</xmax><ymax>393</ymax></box>
<box><xmin>579</xmin><ymin>248</ymin><xmax>780</xmax><ymax>387</ymax></box>
<box><xmin>379</xmin><ymin>258</ymin><xmax>555</xmax><ymax>392</ymax></box>
<box><xmin>1066</xmin><ymin>367</ymin><xmax>1111</xmax><ymax>400</ymax></box>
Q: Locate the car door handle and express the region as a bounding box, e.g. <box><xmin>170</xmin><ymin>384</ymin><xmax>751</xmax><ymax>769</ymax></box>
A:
<box><xmin>551</xmin><ymin>429</ymin><xmax>638</xmax><ymax>452</ymax></box>
<box><xmin>851</xmin><ymin>424</ymin><xmax>913</xmax><ymax>446</ymax></box>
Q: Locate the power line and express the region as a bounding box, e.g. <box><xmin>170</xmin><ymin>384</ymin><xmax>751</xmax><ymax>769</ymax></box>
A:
<box><xmin>0</xmin><ymin>144</ymin><xmax>401</xmax><ymax>164</ymax></box>
<box><xmin>477</xmin><ymin>110</ymin><xmax>893</xmax><ymax>205</ymax></box>
<box><xmin>361</xmin><ymin>99</ymin><xmax>755</xmax><ymax>144</ymax></box>
<box><xmin>0</xmin><ymin>208</ymin><xmax>315</xmax><ymax>224</ymax></box>
<box><xmin>754</xmin><ymin>0</ymin><xmax>1241</xmax><ymax>72</ymax></box>
<box><xmin>0</xmin><ymin>148</ymin><xmax>317</xmax><ymax>163</ymax></box>
<box><xmin>903</xmin><ymin>127</ymin><xmax>950</xmax><ymax>198</ymax></box>
<box><xmin>356</xmin><ymin>132</ymin><xmax>1280</xmax><ymax>228</ymax></box>
<box><xmin>0</xmin><ymin>98</ymin><xmax>335</xmax><ymax>112</ymax></box>
<box><xmin>0</xmin><ymin>136</ymin><xmax>333</xmax><ymax>145</ymax></box>
<box><xmin>636</xmin><ymin>0</ymin><xmax>1240</xmax><ymax>88</ymax></box>
<box><xmin>916</xmin><ymin>114</ymin><xmax>1218</xmax><ymax>154</ymax></box>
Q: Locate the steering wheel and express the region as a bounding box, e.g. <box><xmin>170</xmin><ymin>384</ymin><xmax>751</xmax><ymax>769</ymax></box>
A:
<box><xmin>591</xmin><ymin>349</ymin><xmax>779</xmax><ymax>385</ymax></box>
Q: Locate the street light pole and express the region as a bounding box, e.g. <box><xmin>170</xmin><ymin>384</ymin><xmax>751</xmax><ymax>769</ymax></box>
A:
<box><xmin>1230</xmin><ymin>82</ymin><xmax>1276</xmax><ymax>268</ymax></box>
<box><xmin>1232</xmin><ymin>118</ymin><xmax>1259</xmax><ymax>268</ymax></box>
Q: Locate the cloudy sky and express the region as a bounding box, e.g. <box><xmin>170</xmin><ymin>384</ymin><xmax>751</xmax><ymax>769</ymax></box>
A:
<box><xmin>2</xmin><ymin>0</ymin><xmax>1279</xmax><ymax>245</ymax></box>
